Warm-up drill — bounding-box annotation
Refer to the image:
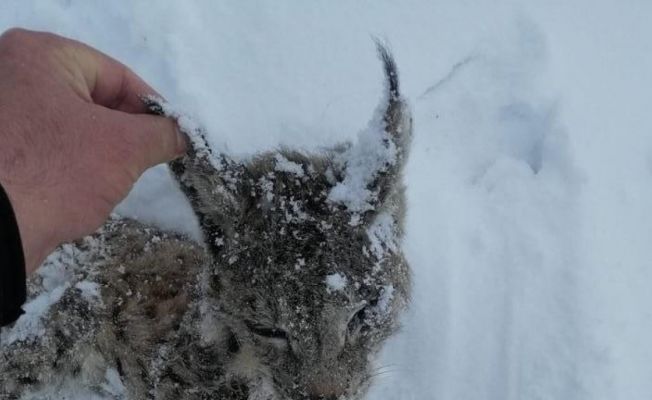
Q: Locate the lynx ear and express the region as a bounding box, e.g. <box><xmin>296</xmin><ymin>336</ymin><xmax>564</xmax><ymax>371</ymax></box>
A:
<box><xmin>371</xmin><ymin>42</ymin><xmax>412</xmax><ymax>208</ymax></box>
<box><xmin>328</xmin><ymin>42</ymin><xmax>412</xmax><ymax>220</ymax></box>
<box><xmin>144</xmin><ymin>98</ymin><xmax>246</xmax><ymax>255</ymax></box>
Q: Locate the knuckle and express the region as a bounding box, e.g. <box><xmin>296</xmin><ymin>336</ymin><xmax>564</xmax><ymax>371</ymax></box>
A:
<box><xmin>0</xmin><ymin>28</ymin><xmax>57</xmax><ymax>68</ymax></box>
<box><xmin>0</xmin><ymin>27</ymin><xmax>32</xmax><ymax>44</ymax></box>
<box><xmin>0</xmin><ymin>28</ymin><xmax>67</xmax><ymax>59</ymax></box>
<box><xmin>0</xmin><ymin>28</ymin><xmax>33</xmax><ymax>56</ymax></box>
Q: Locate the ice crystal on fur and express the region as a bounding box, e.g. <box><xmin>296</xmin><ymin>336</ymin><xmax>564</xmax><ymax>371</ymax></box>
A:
<box><xmin>325</xmin><ymin>273</ymin><xmax>348</xmax><ymax>293</ymax></box>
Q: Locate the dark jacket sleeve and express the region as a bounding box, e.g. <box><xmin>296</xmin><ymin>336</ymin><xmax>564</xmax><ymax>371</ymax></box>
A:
<box><xmin>0</xmin><ymin>181</ymin><xmax>26</xmax><ymax>327</ymax></box>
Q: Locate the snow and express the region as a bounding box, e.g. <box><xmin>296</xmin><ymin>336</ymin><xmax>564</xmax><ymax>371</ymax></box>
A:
<box><xmin>327</xmin><ymin>113</ymin><xmax>397</xmax><ymax>213</ymax></box>
<box><xmin>325</xmin><ymin>273</ymin><xmax>348</xmax><ymax>293</ymax></box>
<box><xmin>375</xmin><ymin>284</ymin><xmax>394</xmax><ymax>315</ymax></box>
<box><xmin>145</xmin><ymin>96</ymin><xmax>214</xmax><ymax>161</ymax></box>
<box><xmin>101</xmin><ymin>368</ymin><xmax>127</xmax><ymax>398</ymax></box>
<box><xmin>2</xmin><ymin>1</ymin><xmax>652</xmax><ymax>399</ymax></box>
<box><xmin>274</xmin><ymin>154</ymin><xmax>305</xmax><ymax>177</ymax></box>
<box><xmin>1</xmin><ymin>237</ymin><xmax>105</xmax><ymax>347</ymax></box>
<box><xmin>74</xmin><ymin>280</ymin><xmax>102</xmax><ymax>304</ymax></box>
<box><xmin>1</xmin><ymin>248</ymin><xmax>73</xmax><ymax>345</ymax></box>
<box><xmin>367</xmin><ymin>212</ymin><xmax>398</xmax><ymax>261</ymax></box>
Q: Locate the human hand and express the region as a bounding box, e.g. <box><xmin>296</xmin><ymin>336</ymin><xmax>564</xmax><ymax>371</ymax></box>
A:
<box><xmin>0</xmin><ymin>28</ymin><xmax>186</xmax><ymax>274</ymax></box>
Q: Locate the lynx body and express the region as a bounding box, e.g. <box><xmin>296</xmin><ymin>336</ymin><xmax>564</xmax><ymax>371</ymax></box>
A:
<box><xmin>0</xmin><ymin>44</ymin><xmax>412</xmax><ymax>400</ymax></box>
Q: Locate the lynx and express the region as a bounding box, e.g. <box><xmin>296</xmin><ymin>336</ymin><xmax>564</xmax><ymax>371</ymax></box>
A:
<box><xmin>0</xmin><ymin>43</ymin><xmax>412</xmax><ymax>400</ymax></box>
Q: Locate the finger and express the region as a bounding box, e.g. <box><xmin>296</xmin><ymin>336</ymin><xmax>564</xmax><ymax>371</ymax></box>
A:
<box><xmin>52</xmin><ymin>33</ymin><xmax>160</xmax><ymax>113</ymax></box>
<box><xmin>111</xmin><ymin>111</ymin><xmax>188</xmax><ymax>174</ymax></box>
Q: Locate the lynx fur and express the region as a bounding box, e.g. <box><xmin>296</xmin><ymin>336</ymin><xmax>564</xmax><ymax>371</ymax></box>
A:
<box><xmin>0</xmin><ymin>44</ymin><xmax>412</xmax><ymax>400</ymax></box>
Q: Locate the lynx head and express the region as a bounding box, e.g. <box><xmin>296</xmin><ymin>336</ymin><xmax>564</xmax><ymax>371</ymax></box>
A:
<box><xmin>149</xmin><ymin>43</ymin><xmax>412</xmax><ymax>400</ymax></box>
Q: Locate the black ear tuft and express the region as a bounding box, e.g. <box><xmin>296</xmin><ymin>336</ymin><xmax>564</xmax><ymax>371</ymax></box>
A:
<box><xmin>374</xmin><ymin>39</ymin><xmax>400</xmax><ymax>102</ymax></box>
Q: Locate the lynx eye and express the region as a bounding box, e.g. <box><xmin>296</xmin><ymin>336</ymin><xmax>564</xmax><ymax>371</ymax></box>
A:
<box><xmin>347</xmin><ymin>301</ymin><xmax>374</xmax><ymax>337</ymax></box>
<box><xmin>348</xmin><ymin>309</ymin><xmax>366</xmax><ymax>334</ymax></box>
<box><xmin>245</xmin><ymin>321</ymin><xmax>289</xmax><ymax>341</ymax></box>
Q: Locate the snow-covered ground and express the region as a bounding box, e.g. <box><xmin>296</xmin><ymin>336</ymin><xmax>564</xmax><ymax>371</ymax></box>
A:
<box><xmin>2</xmin><ymin>1</ymin><xmax>652</xmax><ymax>399</ymax></box>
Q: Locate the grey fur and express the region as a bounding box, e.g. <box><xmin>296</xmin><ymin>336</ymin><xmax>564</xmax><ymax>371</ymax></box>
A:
<box><xmin>0</xmin><ymin>43</ymin><xmax>412</xmax><ymax>400</ymax></box>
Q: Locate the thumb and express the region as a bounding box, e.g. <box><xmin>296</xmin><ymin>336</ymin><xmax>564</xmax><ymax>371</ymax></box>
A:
<box><xmin>116</xmin><ymin>112</ymin><xmax>188</xmax><ymax>173</ymax></box>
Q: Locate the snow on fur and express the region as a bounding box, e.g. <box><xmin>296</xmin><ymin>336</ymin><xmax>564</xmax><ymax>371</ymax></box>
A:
<box><xmin>328</xmin><ymin>110</ymin><xmax>397</xmax><ymax>213</ymax></box>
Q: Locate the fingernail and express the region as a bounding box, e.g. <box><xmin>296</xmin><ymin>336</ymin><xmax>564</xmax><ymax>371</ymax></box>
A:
<box><xmin>176</xmin><ymin>127</ymin><xmax>189</xmax><ymax>156</ymax></box>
